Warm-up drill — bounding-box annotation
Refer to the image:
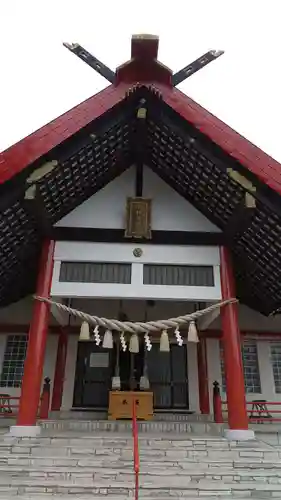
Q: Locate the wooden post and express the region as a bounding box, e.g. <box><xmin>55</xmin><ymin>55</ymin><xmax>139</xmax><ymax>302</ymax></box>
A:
<box><xmin>17</xmin><ymin>240</ymin><xmax>54</xmax><ymax>428</ymax></box>
<box><xmin>197</xmin><ymin>339</ymin><xmax>210</xmax><ymax>414</ymax></box>
<box><xmin>39</xmin><ymin>377</ymin><xmax>51</xmax><ymax>419</ymax></box>
<box><xmin>220</xmin><ymin>246</ymin><xmax>248</xmax><ymax>431</ymax></box>
<box><xmin>213</xmin><ymin>381</ymin><xmax>223</xmax><ymax>423</ymax></box>
<box><xmin>51</xmin><ymin>328</ymin><xmax>68</xmax><ymax>411</ymax></box>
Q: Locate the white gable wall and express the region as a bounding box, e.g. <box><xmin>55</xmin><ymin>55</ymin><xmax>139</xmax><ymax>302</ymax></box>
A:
<box><xmin>55</xmin><ymin>166</ymin><xmax>220</xmax><ymax>233</ymax></box>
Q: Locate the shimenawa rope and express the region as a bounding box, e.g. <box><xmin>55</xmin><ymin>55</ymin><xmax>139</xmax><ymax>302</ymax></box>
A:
<box><xmin>35</xmin><ymin>296</ymin><xmax>237</xmax><ymax>334</ymax></box>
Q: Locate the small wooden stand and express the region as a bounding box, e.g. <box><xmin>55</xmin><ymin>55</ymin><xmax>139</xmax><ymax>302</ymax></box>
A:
<box><xmin>108</xmin><ymin>391</ymin><xmax>153</xmax><ymax>421</ymax></box>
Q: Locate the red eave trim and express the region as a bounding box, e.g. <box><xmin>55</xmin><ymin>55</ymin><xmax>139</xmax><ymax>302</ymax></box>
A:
<box><xmin>159</xmin><ymin>85</ymin><xmax>281</xmax><ymax>197</ymax></box>
<box><xmin>0</xmin><ymin>83</ymin><xmax>131</xmax><ymax>185</ymax></box>
<box><xmin>1</xmin><ymin>78</ymin><xmax>281</xmax><ymax>198</ymax></box>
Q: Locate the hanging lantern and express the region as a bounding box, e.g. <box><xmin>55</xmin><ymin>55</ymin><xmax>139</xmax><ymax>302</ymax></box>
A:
<box><xmin>102</xmin><ymin>329</ymin><xmax>113</xmax><ymax>349</ymax></box>
<box><xmin>129</xmin><ymin>333</ymin><xmax>139</xmax><ymax>353</ymax></box>
<box><xmin>160</xmin><ymin>330</ymin><xmax>170</xmax><ymax>352</ymax></box>
<box><xmin>79</xmin><ymin>322</ymin><xmax>90</xmax><ymax>341</ymax></box>
<box><xmin>188</xmin><ymin>321</ymin><xmax>199</xmax><ymax>343</ymax></box>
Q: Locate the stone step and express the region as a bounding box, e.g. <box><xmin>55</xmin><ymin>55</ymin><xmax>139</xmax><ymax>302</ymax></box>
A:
<box><xmin>0</xmin><ymin>497</ymin><xmax>261</xmax><ymax>500</ymax></box>
<box><xmin>41</xmin><ymin>419</ymin><xmax>225</xmax><ymax>435</ymax></box>
<box><xmin>2</xmin><ymin>464</ymin><xmax>281</xmax><ymax>481</ymax></box>
<box><xmin>1</xmin><ymin>448</ymin><xmax>279</xmax><ymax>464</ymax></box>
<box><xmin>0</xmin><ymin>435</ymin><xmax>268</xmax><ymax>449</ymax></box>
<box><xmin>0</xmin><ymin>477</ymin><xmax>281</xmax><ymax>496</ymax></box>
<box><xmin>50</xmin><ymin>410</ymin><xmax>214</xmax><ymax>423</ymax></box>
<box><xmin>0</xmin><ymin>497</ymin><xmax>277</xmax><ymax>500</ymax></box>
<box><xmin>4</xmin><ymin>454</ymin><xmax>281</xmax><ymax>469</ymax></box>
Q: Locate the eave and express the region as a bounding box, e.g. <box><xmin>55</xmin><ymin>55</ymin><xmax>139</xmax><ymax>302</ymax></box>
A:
<box><xmin>0</xmin><ymin>35</ymin><xmax>281</xmax><ymax>316</ymax></box>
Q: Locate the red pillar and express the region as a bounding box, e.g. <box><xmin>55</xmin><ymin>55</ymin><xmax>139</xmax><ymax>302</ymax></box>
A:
<box><xmin>17</xmin><ymin>240</ymin><xmax>55</xmax><ymax>427</ymax></box>
<box><xmin>51</xmin><ymin>327</ymin><xmax>68</xmax><ymax>411</ymax></box>
<box><xmin>220</xmin><ymin>246</ymin><xmax>248</xmax><ymax>430</ymax></box>
<box><xmin>197</xmin><ymin>338</ymin><xmax>210</xmax><ymax>414</ymax></box>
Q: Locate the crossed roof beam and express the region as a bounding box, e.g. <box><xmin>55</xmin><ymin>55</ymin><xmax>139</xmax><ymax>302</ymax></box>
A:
<box><xmin>63</xmin><ymin>42</ymin><xmax>224</xmax><ymax>86</ymax></box>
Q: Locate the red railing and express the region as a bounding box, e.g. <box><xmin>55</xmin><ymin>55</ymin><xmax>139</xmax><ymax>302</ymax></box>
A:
<box><xmin>246</xmin><ymin>401</ymin><xmax>281</xmax><ymax>423</ymax></box>
<box><xmin>0</xmin><ymin>395</ymin><xmax>20</xmax><ymax>417</ymax></box>
<box><xmin>132</xmin><ymin>398</ymin><xmax>139</xmax><ymax>500</ymax></box>
<box><xmin>220</xmin><ymin>400</ymin><xmax>281</xmax><ymax>423</ymax></box>
<box><xmin>0</xmin><ymin>377</ymin><xmax>51</xmax><ymax>419</ymax></box>
<box><xmin>213</xmin><ymin>382</ymin><xmax>281</xmax><ymax>424</ymax></box>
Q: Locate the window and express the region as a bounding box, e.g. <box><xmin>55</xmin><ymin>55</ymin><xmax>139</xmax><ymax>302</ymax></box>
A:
<box><xmin>0</xmin><ymin>335</ymin><xmax>27</xmax><ymax>387</ymax></box>
<box><xmin>143</xmin><ymin>265</ymin><xmax>214</xmax><ymax>286</ymax></box>
<box><xmin>59</xmin><ymin>262</ymin><xmax>131</xmax><ymax>284</ymax></box>
<box><xmin>270</xmin><ymin>342</ymin><xmax>281</xmax><ymax>393</ymax></box>
<box><xmin>220</xmin><ymin>340</ymin><xmax>261</xmax><ymax>394</ymax></box>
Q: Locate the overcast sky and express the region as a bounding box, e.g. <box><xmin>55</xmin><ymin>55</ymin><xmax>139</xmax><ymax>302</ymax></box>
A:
<box><xmin>1</xmin><ymin>0</ymin><xmax>280</xmax><ymax>162</ymax></box>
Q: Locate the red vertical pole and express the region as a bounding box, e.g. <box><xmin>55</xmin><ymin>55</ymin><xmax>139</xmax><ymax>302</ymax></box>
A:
<box><xmin>213</xmin><ymin>381</ymin><xmax>223</xmax><ymax>423</ymax></box>
<box><xmin>197</xmin><ymin>338</ymin><xmax>210</xmax><ymax>414</ymax></box>
<box><xmin>220</xmin><ymin>246</ymin><xmax>248</xmax><ymax>430</ymax></box>
<box><xmin>51</xmin><ymin>327</ymin><xmax>68</xmax><ymax>411</ymax></box>
<box><xmin>17</xmin><ymin>240</ymin><xmax>55</xmax><ymax>427</ymax></box>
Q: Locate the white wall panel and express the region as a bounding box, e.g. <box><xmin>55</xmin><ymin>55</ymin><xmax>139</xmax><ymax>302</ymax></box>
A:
<box><xmin>55</xmin><ymin>166</ymin><xmax>220</xmax><ymax>233</ymax></box>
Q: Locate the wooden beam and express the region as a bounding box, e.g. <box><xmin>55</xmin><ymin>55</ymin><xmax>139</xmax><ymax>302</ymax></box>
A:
<box><xmin>53</xmin><ymin>227</ymin><xmax>224</xmax><ymax>246</ymax></box>
<box><xmin>24</xmin><ymin>185</ymin><xmax>53</xmax><ymax>237</ymax></box>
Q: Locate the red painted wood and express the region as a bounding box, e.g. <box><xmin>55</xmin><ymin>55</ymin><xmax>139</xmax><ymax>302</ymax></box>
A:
<box><xmin>197</xmin><ymin>338</ymin><xmax>210</xmax><ymax>414</ymax></box>
<box><xmin>220</xmin><ymin>246</ymin><xmax>248</xmax><ymax>430</ymax></box>
<box><xmin>0</xmin><ymin>83</ymin><xmax>130</xmax><ymax>184</ymax></box>
<box><xmin>131</xmin><ymin>36</ymin><xmax>159</xmax><ymax>61</ymax></box>
<box><xmin>1</xmin><ymin>37</ymin><xmax>280</xmax><ymax>196</ymax></box>
<box><xmin>159</xmin><ymin>85</ymin><xmax>281</xmax><ymax>195</ymax></box>
<box><xmin>51</xmin><ymin>327</ymin><xmax>68</xmax><ymax>411</ymax></box>
<box><xmin>17</xmin><ymin>240</ymin><xmax>55</xmax><ymax>426</ymax></box>
<box><xmin>116</xmin><ymin>35</ymin><xmax>172</xmax><ymax>85</ymax></box>
<box><xmin>132</xmin><ymin>397</ymin><xmax>139</xmax><ymax>500</ymax></box>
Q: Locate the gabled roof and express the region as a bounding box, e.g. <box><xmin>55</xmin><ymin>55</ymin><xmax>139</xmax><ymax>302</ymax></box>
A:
<box><xmin>1</xmin><ymin>37</ymin><xmax>281</xmax><ymax>192</ymax></box>
<box><xmin>0</xmin><ymin>35</ymin><xmax>281</xmax><ymax>315</ymax></box>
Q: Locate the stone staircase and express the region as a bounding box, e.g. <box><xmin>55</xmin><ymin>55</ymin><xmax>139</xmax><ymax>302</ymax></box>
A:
<box><xmin>0</xmin><ymin>424</ymin><xmax>280</xmax><ymax>498</ymax></box>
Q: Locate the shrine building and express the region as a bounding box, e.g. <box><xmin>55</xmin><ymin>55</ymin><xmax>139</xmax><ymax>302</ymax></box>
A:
<box><xmin>1</xmin><ymin>35</ymin><xmax>281</xmax><ymax>440</ymax></box>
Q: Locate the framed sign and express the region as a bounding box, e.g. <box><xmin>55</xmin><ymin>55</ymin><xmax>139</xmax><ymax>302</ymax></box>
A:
<box><xmin>125</xmin><ymin>197</ymin><xmax>152</xmax><ymax>239</ymax></box>
<box><xmin>89</xmin><ymin>352</ymin><xmax>109</xmax><ymax>368</ymax></box>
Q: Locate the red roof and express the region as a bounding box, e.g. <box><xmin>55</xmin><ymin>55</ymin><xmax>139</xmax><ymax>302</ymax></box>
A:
<box><xmin>1</xmin><ymin>35</ymin><xmax>281</xmax><ymax>195</ymax></box>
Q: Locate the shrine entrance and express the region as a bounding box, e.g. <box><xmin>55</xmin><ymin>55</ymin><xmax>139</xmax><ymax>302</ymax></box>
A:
<box><xmin>73</xmin><ymin>341</ymin><xmax>189</xmax><ymax>411</ymax></box>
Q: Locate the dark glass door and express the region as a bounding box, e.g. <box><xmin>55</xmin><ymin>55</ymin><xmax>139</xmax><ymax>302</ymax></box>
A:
<box><xmin>73</xmin><ymin>343</ymin><xmax>114</xmax><ymax>408</ymax></box>
<box><xmin>147</xmin><ymin>344</ymin><xmax>188</xmax><ymax>409</ymax></box>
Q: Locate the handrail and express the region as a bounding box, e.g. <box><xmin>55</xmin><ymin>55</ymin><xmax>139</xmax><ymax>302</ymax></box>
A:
<box><xmin>132</xmin><ymin>397</ymin><xmax>139</xmax><ymax>500</ymax></box>
<box><xmin>0</xmin><ymin>377</ymin><xmax>51</xmax><ymax>419</ymax></box>
<box><xmin>221</xmin><ymin>399</ymin><xmax>281</xmax><ymax>423</ymax></box>
<box><xmin>0</xmin><ymin>395</ymin><xmax>20</xmax><ymax>416</ymax></box>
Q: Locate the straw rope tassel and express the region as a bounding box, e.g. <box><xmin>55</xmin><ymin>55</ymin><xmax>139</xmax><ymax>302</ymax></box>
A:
<box><xmin>79</xmin><ymin>322</ymin><xmax>90</xmax><ymax>341</ymax></box>
<box><xmin>188</xmin><ymin>321</ymin><xmax>199</xmax><ymax>343</ymax></box>
<box><xmin>129</xmin><ymin>333</ymin><xmax>139</xmax><ymax>353</ymax></box>
<box><xmin>160</xmin><ymin>330</ymin><xmax>170</xmax><ymax>351</ymax></box>
<box><xmin>103</xmin><ymin>329</ymin><xmax>113</xmax><ymax>349</ymax></box>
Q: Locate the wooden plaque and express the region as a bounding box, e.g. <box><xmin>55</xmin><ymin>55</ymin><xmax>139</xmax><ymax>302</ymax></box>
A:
<box><xmin>125</xmin><ymin>197</ymin><xmax>152</xmax><ymax>239</ymax></box>
<box><xmin>108</xmin><ymin>391</ymin><xmax>153</xmax><ymax>421</ymax></box>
